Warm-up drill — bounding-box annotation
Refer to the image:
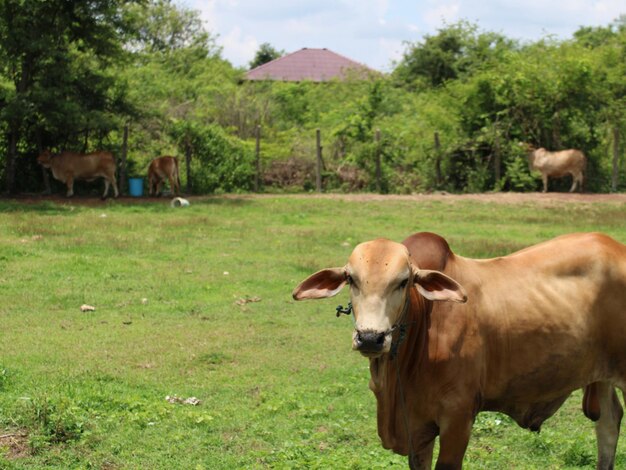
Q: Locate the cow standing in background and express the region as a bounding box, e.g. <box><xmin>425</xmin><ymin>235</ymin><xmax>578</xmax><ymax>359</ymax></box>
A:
<box><xmin>37</xmin><ymin>150</ymin><xmax>118</xmax><ymax>199</ymax></box>
<box><xmin>527</xmin><ymin>146</ymin><xmax>586</xmax><ymax>193</ymax></box>
<box><xmin>293</xmin><ymin>232</ymin><xmax>626</xmax><ymax>469</ymax></box>
<box><xmin>148</xmin><ymin>156</ymin><xmax>180</xmax><ymax>197</ymax></box>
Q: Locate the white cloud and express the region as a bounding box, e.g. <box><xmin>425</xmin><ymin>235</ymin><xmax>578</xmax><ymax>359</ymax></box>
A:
<box><xmin>189</xmin><ymin>0</ymin><xmax>217</xmax><ymax>31</ymax></box>
<box><xmin>586</xmin><ymin>0</ymin><xmax>624</xmax><ymax>22</ymax></box>
<box><xmin>220</xmin><ymin>26</ymin><xmax>258</xmax><ymax>68</ymax></box>
<box><xmin>188</xmin><ymin>0</ymin><xmax>625</xmax><ymax>70</ymax></box>
<box><xmin>378</xmin><ymin>37</ymin><xmax>405</xmax><ymax>70</ymax></box>
<box><xmin>283</xmin><ymin>18</ymin><xmax>317</xmax><ymax>35</ymax></box>
<box><xmin>424</xmin><ymin>3</ymin><xmax>461</xmax><ymax>29</ymax></box>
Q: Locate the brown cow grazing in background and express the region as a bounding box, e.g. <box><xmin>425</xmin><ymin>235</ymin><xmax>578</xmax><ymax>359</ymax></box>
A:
<box><xmin>293</xmin><ymin>232</ymin><xmax>626</xmax><ymax>469</ymax></box>
<box><xmin>527</xmin><ymin>146</ymin><xmax>586</xmax><ymax>193</ymax></box>
<box><xmin>37</xmin><ymin>149</ymin><xmax>118</xmax><ymax>199</ymax></box>
<box><xmin>148</xmin><ymin>156</ymin><xmax>180</xmax><ymax>196</ymax></box>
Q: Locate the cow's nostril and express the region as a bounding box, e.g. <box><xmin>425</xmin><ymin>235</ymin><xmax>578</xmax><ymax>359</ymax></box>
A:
<box><xmin>355</xmin><ymin>330</ymin><xmax>386</xmax><ymax>353</ymax></box>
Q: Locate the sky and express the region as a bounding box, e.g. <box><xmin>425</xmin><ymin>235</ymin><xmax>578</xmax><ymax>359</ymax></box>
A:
<box><xmin>188</xmin><ymin>1</ymin><xmax>625</xmax><ymax>72</ymax></box>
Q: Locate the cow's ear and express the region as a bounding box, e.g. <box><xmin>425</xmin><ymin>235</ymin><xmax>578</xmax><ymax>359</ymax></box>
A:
<box><xmin>413</xmin><ymin>268</ymin><xmax>467</xmax><ymax>303</ymax></box>
<box><xmin>293</xmin><ymin>268</ymin><xmax>347</xmax><ymax>300</ymax></box>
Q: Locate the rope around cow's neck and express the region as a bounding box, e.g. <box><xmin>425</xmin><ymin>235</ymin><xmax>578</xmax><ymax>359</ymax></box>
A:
<box><xmin>391</xmin><ymin>291</ymin><xmax>416</xmax><ymax>459</ymax></box>
<box><xmin>335</xmin><ymin>289</ymin><xmax>417</xmax><ymax>460</ymax></box>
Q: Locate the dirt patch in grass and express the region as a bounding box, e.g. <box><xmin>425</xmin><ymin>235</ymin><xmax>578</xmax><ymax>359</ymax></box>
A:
<box><xmin>0</xmin><ymin>430</ymin><xmax>30</xmax><ymax>459</ymax></box>
<box><xmin>2</xmin><ymin>193</ymin><xmax>172</xmax><ymax>206</ymax></box>
<box><xmin>3</xmin><ymin>192</ymin><xmax>626</xmax><ymax>208</ymax></box>
<box><xmin>221</xmin><ymin>192</ymin><xmax>626</xmax><ymax>208</ymax></box>
<box><xmin>245</xmin><ymin>192</ymin><xmax>626</xmax><ymax>205</ymax></box>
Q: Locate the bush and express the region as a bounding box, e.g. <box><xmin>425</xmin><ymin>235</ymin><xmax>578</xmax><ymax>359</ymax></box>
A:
<box><xmin>505</xmin><ymin>156</ymin><xmax>537</xmax><ymax>191</ymax></box>
<box><xmin>24</xmin><ymin>395</ymin><xmax>87</xmax><ymax>451</ymax></box>
<box><xmin>173</xmin><ymin>123</ymin><xmax>255</xmax><ymax>193</ymax></box>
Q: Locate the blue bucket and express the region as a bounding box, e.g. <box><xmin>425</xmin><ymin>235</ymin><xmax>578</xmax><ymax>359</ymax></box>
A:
<box><xmin>128</xmin><ymin>177</ymin><xmax>143</xmax><ymax>197</ymax></box>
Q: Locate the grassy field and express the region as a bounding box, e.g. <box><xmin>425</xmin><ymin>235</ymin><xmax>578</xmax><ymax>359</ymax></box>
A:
<box><xmin>1</xmin><ymin>194</ymin><xmax>626</xmax><ymax>469</ymax></box>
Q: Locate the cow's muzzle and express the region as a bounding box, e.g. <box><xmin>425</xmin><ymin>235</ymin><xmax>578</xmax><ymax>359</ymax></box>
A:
<box><xmin>353</xmin><ymin>329</ymin><xmax>388</xmax><ymax>356</ymax></box>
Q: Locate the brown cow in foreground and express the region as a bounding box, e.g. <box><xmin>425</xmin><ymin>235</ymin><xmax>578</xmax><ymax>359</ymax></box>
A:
<box><xmin>293</xmin><ymin>232</ymin><xmax>626</xmax><ymax>469</ymax></box>
<box><xmin>148</xmin><ymin>156</ymin><xmax>180</xmax><ymax>196</ymax></box>
<box><xmin>527</xmin><ymin>146</ymin><xmax>586</xmax><ymax>192</ymax></box>
<box><xmin>37</xmin><ymin>150</ymin><xmax>118</xmax><ymax>198</ymax></box>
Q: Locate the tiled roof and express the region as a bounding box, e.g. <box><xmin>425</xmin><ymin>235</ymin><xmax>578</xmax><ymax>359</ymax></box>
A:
<box><xmin>245</xmin><ymin>48</ymin><xmax>376</xmax><ymax>82</ymax></box>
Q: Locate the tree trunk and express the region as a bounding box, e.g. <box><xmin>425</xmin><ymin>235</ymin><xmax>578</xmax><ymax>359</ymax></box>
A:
<box><xmin>316</xmin><ymin>129</ymin><xmax>322</xmax><ymax>192</ymax></box>
<box><xmin>493</xmin><ymin>122</ymin><xmax>501</xmax><ymax>185</ymax></box>
<box><xmin>612</xmin><ymin>126</ymin><xmax>620</xmax><ymax>192</ymax></box>
<box><xmin>35</xmin><ymin>131</ymin><xmax>51</xmax><ymax>194</ymax></box>
<box><xmin>434</xmin><ymin>132</ymin><xmax>442</xmax><ymax>188</ymax></box>
<box><xmin>120</xmin><ymin>124</ymin><xmax>129</xmax><ymax>195</ymax></box>
<box><xmin>185</xmin><ymin>141</ymin><xmax>192</xmax><ymax>194</ymax></box>
<box><xmin>4</xmin><ymin>128</ymin><xmax>18</xmax><ymax>194</ymax></box>
<box><xmin>255</xmin><ymin>125</ymin><xmax>261</xmax><ymax>192</ymax></box>
<box><xmin>375</xmin><ymin>128</ymin><xmax>382</xmax><ymax>193</ymax></box>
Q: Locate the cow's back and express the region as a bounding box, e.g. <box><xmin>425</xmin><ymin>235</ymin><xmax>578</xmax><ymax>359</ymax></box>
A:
<box><xmin>149</xmin><ymin>156</ymin><xmax>178</xmax><ymax>179</ymax></box>
<box><xmin>52</xmin><ymin>151</ymin><xmax>115</xmax><ymax>178</ymax></box>
<box><xmin>455</xmin><ymin>233</ymin><xmax>626</xmax><ymax>405</ymax></box>
<box><xmin>533</xmin><ymin>148</ymin><xmax>586</xmax><ymax>176</ymax></box>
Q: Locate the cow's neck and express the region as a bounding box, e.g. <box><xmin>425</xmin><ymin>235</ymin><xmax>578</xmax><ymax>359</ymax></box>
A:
<box><xmin>368</xmin><ymin>289</ymin><xmax>433</xmax><ymax>454</ymax></box>
<box><xmin>369</xmin><ymin>289</ymin><xmax>429</xmax><ymax>384</ymax></box>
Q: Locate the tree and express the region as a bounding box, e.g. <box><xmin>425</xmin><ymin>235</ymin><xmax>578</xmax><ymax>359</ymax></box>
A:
<box><xmin>249</xmin><ymin>43</ymin><xmax>283</xmax><ymax>69</ymax></box>
<box><xmin>0</xmin><ymin>0</ymin><xmax>137</xmax><ymax>193</ymax></box>
<box><xmin>125</xmin><ymin>0</ymin><xmax>220</xmax><ymax>57</ymax></box>
<box><xmin>120</xmin><ymin>0</ymin><xmax>238</xmax><ymax>168</ymax></box>
<box><xmin>393</xmin><ymin>21</ymin><xmax>516</xmax><ymax>89</ymax></box>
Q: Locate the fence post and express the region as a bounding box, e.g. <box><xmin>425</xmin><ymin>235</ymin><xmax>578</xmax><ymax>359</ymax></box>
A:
<box><xmin>255</xmin><ymin>125</ymin><xmax>261</xmax><ymax>192</ymax></box>
<box><xmin>316</xmin><ymin>129</ymin><xmax>322</xmax><ymax>192</ymax></box>
<box><xmin>4</xmin><ymin>129</ymin><xmax>17</xmax><ymax>194</ymax></box>
<box><xmin>434</xmin><ymin>132</ymin><xmax>442</xmax><ymax>188</ymax></box>
<box><xmin>120</xmin><ymin>123</ymin><xmax>129</xmax><ymax>195</ymax></box>
<box><xmin>185</xmin><ymin>140</ymin><xmax>192</xmax><ymax>194</ymax></box>
<box><xmin>612</xmin><ymin>126</ymin><xmax>620</xmax><ymax>192</ymax></box>
<box><xmin>494</xmin><ymin>123</ymin><xmax>501</xmax><ymax>185</ymax></box>
<box><xmin>35</xmin><ymin>133</ymin><xmax>51</xmax><ymax>195</ymax></box>
<box><xmin>375</xmin><ymin>128</ymin><xmax>382</xmax><ymax>193</ymax></box>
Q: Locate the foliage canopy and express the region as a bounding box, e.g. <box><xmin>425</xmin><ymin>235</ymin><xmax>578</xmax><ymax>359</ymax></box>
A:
<box><xmin>0</xmin><ymin>3</ymin><xmax>624</xmax><ymax>194</ymax></box>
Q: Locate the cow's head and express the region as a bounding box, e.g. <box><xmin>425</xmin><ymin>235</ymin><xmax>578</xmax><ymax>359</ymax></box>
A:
<box><xmin>520</xmin><ymin>143</ymin><xmax>545</xmax><ymax>171</ymax></box>
<box><xmin>293</xmin><ymin>239</ymin><xmax>467</xmax><ymax>358</ymax></box>
<box><xmin>37</xmin><ymin>150</ymin><xmax>53</xmax><ymax>168</ymax></box>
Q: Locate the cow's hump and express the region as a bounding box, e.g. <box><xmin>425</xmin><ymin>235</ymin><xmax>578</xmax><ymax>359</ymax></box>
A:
<box><xmin>401</xmin><ymin>232</ymin><xmax>452</xmax><ymax>271</ymax></box>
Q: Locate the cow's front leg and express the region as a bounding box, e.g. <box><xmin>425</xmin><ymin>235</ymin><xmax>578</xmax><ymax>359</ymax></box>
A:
<box><xmin>110</xmin><ymin>176</ymin><xmax>119</xmax><ymax>198</ymax></box>
<box><xmin>542</xmin><ymin>174</ymin><xmax>549</xmax><ymax>193</ymax></box>
<box><xmin>595</xmin><ymin>382</ymin><xmax>622</xmax><ymax>470</ymax></box>
<box><xmin>435</xmin><ymin>412</ymin><xmax>473</xmax><ymax>470</ymax></box>
<box><xmin>102</xmin><ymin>179</ymin><xmax>110</xmax><ymax>199</ymax></box>
<box><xmin>66</xmin><ymin>175</ymin><xmax>74</xmax><ymax>197</ymax></box>
<box><xmin>168</xmin><ymin>176</ymin><xmax>178</xmax><ymax>195</ymax></box>
<box><xmin>409</xmin><ymin>440</ymin><xmax>434</xmax><ymax>469</ymax></box>
<box><xmin>569</xmin><ymin>174</ymin><xmax>578</xmax><ymax>193</ymax></box>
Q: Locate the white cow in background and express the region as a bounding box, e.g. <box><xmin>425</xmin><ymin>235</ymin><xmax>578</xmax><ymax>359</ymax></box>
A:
<box><xmin>526</xmin><ymin>146</ymin><xmax>586</xmax><ymax>193</ymax></box>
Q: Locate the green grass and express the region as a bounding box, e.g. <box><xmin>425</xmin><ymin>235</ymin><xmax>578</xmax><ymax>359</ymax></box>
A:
<box><xmin>1</xmin><ymin>195</ymin><xmax>625</xmax><ymax>469</ymax></box>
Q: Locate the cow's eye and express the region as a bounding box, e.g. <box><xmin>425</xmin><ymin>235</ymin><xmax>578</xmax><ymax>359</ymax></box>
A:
<box><xmin>398</xmin><ymin>279</ymin><xmax>408</xmax><ymax>290</ymax></box>
<box><xmin>347</xmin><ymin>275</ymin><xmax>357</xmax><ymax>288</ymax></box>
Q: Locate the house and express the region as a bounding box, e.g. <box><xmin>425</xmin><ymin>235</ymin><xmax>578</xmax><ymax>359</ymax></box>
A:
<box><xmin>245</xmin><ymin>48</ymin><xmax>376</xmax><ymax>82</ymax></box>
